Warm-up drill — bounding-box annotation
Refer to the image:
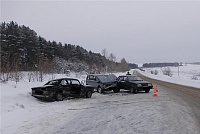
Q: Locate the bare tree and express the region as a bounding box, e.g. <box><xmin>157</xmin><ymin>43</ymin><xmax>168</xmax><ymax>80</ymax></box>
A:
<box><xmin>101</xmin><ymin>48</ymin><xmax>108</xmax><ymax>58</ymax></box>
<box><xmin>162</xmin><ymin>67</ymin><xmax>173</xmax><ymax>77</ymax></box>
<box><xmin>120</xmin><ymin>58</ymin><xmax>129</xmax><ymax>72</ymax></box>
<box><xmin>109</xmin><ymin>53</ymin><xmax>116</xmax><ymax>62</ymax></box>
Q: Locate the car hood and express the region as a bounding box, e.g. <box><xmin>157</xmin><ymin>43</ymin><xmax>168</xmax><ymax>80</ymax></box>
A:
<box><xmin>129</xmin><ymin>81</ymin><xmax>150</xmax><ymax>84</ymax></box>
<box><xmin>32</xmin><ymin>85</ymin><xmax>55</xmax><ymax>89</ymax></box>
<box><xmin>101</xmin><ymin>80</ymin><xmax>117</xmax><ymax>84</ymax></box>
<box><xmin>84</xmin><ymin>85</ymin><xmax>93</xmax><ymax>87</ymax></box>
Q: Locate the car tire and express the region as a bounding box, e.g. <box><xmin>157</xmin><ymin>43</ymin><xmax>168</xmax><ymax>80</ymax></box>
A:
<box><xmin>97</xmin><ymin>86</ymin><xmax>103</xmax><ymax>94</ymax></box>
<box><xmin>145</xmin><ymin>89</ymin><xmax>150</xmax><ymax>93</ymax></box>
<box><xmin>86</xmin><ymin>90</ymin><xmax>92</xmax><ymax>98</ymax></box>
<box><xmin>55</xmin><ymin>93</ymin><xmax>63</xmax><ymax>101</ymax></box>
<box><xmin>130</xmin><ymin>87</ymin><xmax>137</xmax><ymax>94</ymax></box>
<box><xmin>113</xmin><ymin>87</ymin><xmax>120</xmax><ymax>93</ymax></box>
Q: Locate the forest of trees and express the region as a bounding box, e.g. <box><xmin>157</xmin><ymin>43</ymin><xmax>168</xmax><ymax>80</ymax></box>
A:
<box><xmin>143</xmin><ymin>62</ymin><xmax>180</xmax><ymax>68</ymax></box>
<box><xmin>1</xmin><ymin>21</ymin><xmax>131</xmax><ymax>78</ymax></box>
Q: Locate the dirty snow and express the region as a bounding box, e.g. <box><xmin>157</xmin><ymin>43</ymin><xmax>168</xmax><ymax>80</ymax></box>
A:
<box><xmin>1</xmin><ymin>67</ymin><xmax>200</xmax><ymax>134</ymax></box>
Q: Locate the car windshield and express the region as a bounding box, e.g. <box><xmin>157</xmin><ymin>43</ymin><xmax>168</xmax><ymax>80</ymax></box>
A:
<box><xmin>97</xmin><ymin>74</ymin><xmax>116</xmax><ymax>83</ymax></box>
<box><xmin>45</xmin><ymin>80</ymin><xmax>59</xmax><ymax>85</ymax></box>
<box><xmin>128</xmin><ymin>76</ymin><xmax>143</xmax><ymax>81</ymax></box>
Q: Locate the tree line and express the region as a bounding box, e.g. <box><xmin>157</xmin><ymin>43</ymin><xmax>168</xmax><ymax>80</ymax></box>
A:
<box><xmin>1</xmin><ymin>21</ymin><xmax>131</xmax><ymax>78</ymax></box>
<box><xmin>143</xmin><ymin>62</ymin><xmax>180</xmax><ymax>68</ymax></box>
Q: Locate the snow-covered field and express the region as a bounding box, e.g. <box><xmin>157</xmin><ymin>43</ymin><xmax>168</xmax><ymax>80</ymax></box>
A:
<box><xmin>138</xmin><ymin>64</ymin><xmax>200</xmax><ymax>88</ymax></box>
<box><xmin>1</xmin><ymin>66</ymin><xmax>200</xmax><ymax>134</ymax></box>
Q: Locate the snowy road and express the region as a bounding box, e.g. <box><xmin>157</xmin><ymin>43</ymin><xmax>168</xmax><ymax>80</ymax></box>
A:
<box><xmin>15</xmin><ymin>90</ymin><xmax>200</xmax><ymax>134</ymax></box>
<box><xmin>137</xmin><ymin>71</ymin><xmax>200</xmax><ymax>134</ymax></box>
<box><xmin>46</xmin><ymin>90</ymin><xmax>200</xmax><ymax>134</ymax></box>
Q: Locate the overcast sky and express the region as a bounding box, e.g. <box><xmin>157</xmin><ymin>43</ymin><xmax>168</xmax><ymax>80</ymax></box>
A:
<box><xmin>1</xmin><ymin>1</ymin><xmax>200</xmax><ymax>63</ymax></box>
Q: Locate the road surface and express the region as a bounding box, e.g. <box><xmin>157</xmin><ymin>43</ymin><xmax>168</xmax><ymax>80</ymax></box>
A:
<box><xmin>136</xmin><ymin>70</ymin><xmax>200</xmax><ymax>133</ymax></box>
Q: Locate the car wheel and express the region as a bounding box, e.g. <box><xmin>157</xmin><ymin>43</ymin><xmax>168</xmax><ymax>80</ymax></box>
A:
<box><xmin>86</xmin><ymin>90</ymin><xmax>92</xmax><ymax>98</ymax></box>
<box><xmin>113</xmin><ymin>87</ymin><xmax>120</xmax><ymax>93</ymax></box>
<box><xmin>97</xmin><ymin>86</ymin><xmax>103</xmax><ymax>94</ymax></box>
<box><xmin>145</xmin><ymin>89</ymin><xmax>150</xmax><ymax>93</ymax></box>
<box><xmin>55</xmin><ymin>93</ymin><xmax>63</xmax><ymax>101</ymax></box>
<box><xmin>130</xmin><ymin>87</ymin><xmax>137</xmax><ymax>94</ymax></box>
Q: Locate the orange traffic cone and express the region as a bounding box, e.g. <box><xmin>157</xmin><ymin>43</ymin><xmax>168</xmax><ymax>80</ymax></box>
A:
<box><xmin>153</xmin><ymin>90</ymin><xmax>158</xmax><ymax>97</ymax></box>
<box><xmin>152</xmin><ymin>84</ymin><xmax>158</xmax><ymax>92</ymax></box>
<box><xmin>155</xmin><ymin>85</ymin><xmax>158</xmax><ymax>92</ymax></box>
<box><xmin>152</xmin><ymin>83</ymin><xmax>155</xmax><ymax>90</ymax></box>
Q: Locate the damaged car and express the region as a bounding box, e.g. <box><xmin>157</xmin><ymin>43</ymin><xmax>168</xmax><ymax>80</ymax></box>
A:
<box><xmin>32</xmin><ymin>78</ymin><xmax>94</xmax><ymax>101</ymax></box>
<box><xmin>86</xmin><ymin>74</ymin><xmax>119</xmax><ymax>94</ymax></box>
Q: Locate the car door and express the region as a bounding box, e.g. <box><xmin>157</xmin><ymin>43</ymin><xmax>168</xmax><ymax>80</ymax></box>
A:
<box><xmin>124</xmin><ymin>76</ymin><xmax>131</xmax><ymax>90</ymax></box>
<box><xmin>60</xmin><ymin>79</ymin><xmax>71</xmax><ymax>95</ymax></box>
<box><xmin>117</xmin><ymin>76</ymin><xmax>126</xmax><ymax>89</ymax></box>
<box><xmin>86</xmin><ymin>75</ymin><xmax>98</xmax><ymax>89</ymax></box>
<box><xmin>71</xmin><ymin>79</ymin><xmax>82</xmax><ymax>94</ymax></box>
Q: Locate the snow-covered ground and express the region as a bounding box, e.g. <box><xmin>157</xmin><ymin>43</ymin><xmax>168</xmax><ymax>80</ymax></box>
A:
<box><xmin>138</xmin><ymin>64</ymin><xmax>200</xmax><ymax>88</ymax></box>
<box><xmin>1</xmin><ymin>68</ymin><xmax>200</xmax><ymax>134</ymax></box>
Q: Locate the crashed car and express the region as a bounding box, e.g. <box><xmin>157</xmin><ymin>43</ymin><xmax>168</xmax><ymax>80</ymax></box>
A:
<box><xmin>86</xmin><ymin>74</ymin><xmax>119</xmax><ymax>93</ymax></box>
<box><xmin>32</xmin><ymin>78</ymin><xmax>94</xmax><ymax>101</ymax></box>
<box><xmin>117</xmin><ymin>75</ymin><xmax>153</xmax><ymax>93</ymax></box>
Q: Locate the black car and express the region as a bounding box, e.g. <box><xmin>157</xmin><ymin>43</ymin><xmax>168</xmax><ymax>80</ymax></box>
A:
<box><xmin>86</xmin><ymin>74</ymin><xmax>119</xmax><ymax>93</ymax></box>
<box><xmin>32</xmin><ymin>78</ymin><xmax>94</xmax><ymax>101</ymax></box>
<box><xmin>117</xmin><ymin>75</ymin><xmax>153</xmax><ymax>93</ymax></box>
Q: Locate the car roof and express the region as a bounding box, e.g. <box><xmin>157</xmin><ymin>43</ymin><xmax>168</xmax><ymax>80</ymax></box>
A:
<box><xmin>50</xmin><ymin>78</ymin><xmax>79</xmax><ymax>81</ymax></box>
<box><xmin>88</xmin><ymin>74</ymin><xmax>108</xmax><ymax>76</ymax></box>
<box><xmin>118</xmin><ymin>75</ymin><xmax>137</xmax><ymax>77</ymax></box>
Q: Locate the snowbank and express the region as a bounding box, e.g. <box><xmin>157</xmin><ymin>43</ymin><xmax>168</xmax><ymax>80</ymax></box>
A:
<box><xmin>137</xmin><ymin>64</ymin><xmax>200</xmax><ymax>88</ymax></box>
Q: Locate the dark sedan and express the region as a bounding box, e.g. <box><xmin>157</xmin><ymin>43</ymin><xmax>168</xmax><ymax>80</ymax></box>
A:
<box><xmin>117</xmin><ymin>75</ymin><xmax>153</xmax><ymax>93</ymax></box>
<box><xmin>32</xmin><ymin>78</ymin><xmax>94</xmax><ymax>101</ymax></box>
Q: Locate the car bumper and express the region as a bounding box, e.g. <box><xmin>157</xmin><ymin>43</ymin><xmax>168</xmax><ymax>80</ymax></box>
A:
<box><xmin>32</xmin><ymin>94</ymin><xmax>49</xmax><ymax>98</ymax></box>
<box><xmin>104</xmin><ymin>83</ymin><xmax>117</xmax><ymax>90</ymax></box>
<box><xmin>32</xmin><ymin>91</ymin><xmax>55</xmax><ymax>99</ymax></box>
<box><xmin>137</xmin><ymin>86</ymin><xmax>153</xmax><ymax>91</ymax></box>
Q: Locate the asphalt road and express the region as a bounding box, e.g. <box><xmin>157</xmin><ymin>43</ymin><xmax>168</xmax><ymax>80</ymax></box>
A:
<box><xmin>136</xmin><ymin>70</ymin><xmax>200</xmax><ymax>132</ymax></box>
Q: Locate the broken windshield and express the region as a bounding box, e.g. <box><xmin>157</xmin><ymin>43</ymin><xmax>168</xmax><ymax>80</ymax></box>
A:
<box><xmin>97</xmin><ymin>74</ymin><xmax>116</xmax><ymax>83</ymax></box>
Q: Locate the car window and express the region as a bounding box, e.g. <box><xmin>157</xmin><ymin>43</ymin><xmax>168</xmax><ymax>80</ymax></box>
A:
<box><xmin>124</xmin><ymin>77</ymin><xmax>128</xmax><ymax>81</ymax></box>
<box><xmin>97</xmin><ymin>75</ymin><xmax>108</xmax><ymax>82</ymax></box>
<box><xmin>45</xmin><ymin>80</ymin><xmax>59</xmax><ymax>85</ymax></box>
<box><xmin>118</xmin><ymin>77</ymin><xmax>124</xmax><ymax>81</ymax></box>
<box><xmin>107</xmin><ymin>74</ymin><xmax>117</xmax><ymax>81</ymax></box>
<box><xmin>97</xmin><ymin>75</ymin><xmax>116</xmax><ymax>83</ymax></box>
<box><xmin>87</xmin><ymin>75</ymin><xmax>96</xmax><ymax>81</ymax></box>
<box><xmin>66</xmin><ymin>80</ymin><xmax>71</xmax><ymax>84</ymax></box>
<box><xmin>128</xmin><ymin>76</ymin><xmax>143</xmax><ymax>81</ymax></box>
<box><xmin>60</xmin><ymin>80</ymin><xmax>68</xmax><ymax>86</ymax></box>
<box><xmin>71</xmin><ymin>80</ymin><xmax>80</xmax><ymax>85</ymax></box>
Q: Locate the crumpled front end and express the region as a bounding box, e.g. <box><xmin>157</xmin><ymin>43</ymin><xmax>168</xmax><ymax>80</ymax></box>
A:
<box><xmin>32</xmin><ymin>87</ymin><xmax>55</xmax><ymax>100</ymax></box>
<box><xmin>102</xmin><ymin>82</ymin><xmax>117</xmax><ymax>90</ymax></box>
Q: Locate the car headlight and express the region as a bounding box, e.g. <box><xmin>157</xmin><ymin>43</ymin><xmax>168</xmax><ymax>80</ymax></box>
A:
<box><xmin>148</xmin><ymin>83</ymin><xmax>152</xmax><ymax>86</ymax></box>
<box><xmin>137</xmin><ymin>84</ymin><xmax>142</xmax><ymax>87</ymax></box>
